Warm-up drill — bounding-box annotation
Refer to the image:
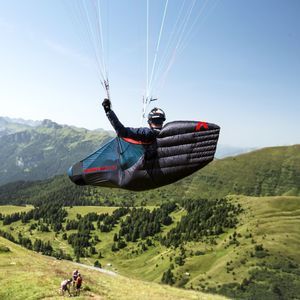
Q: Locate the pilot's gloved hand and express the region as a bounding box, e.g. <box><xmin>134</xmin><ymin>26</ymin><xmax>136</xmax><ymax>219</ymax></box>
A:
<box><xmin>102</xmin><ymin>98</ymin><xmax>111</xmax><ymax>113</ymax></box>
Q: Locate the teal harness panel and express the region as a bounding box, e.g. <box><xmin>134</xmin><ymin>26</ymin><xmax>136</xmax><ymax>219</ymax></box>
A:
<box><xmin>118</xmin><ymin>138</ymin><xmax>145</xmax><ymax>170</ymax></box>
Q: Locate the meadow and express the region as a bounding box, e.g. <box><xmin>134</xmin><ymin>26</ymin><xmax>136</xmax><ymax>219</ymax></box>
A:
<box><xmin>0</xmin><ymin>205</ymin><xmax>33</xmax><ymax>215</ymax></box>
<box><xmin>0</xmin><ymin>236</ymin><xmax>228</xmax><ymax>300</ymax></box>
<box><xmin>1</xmin><ymin>195</ymin><xmax>300</xmax><ymax>299</ymax></box>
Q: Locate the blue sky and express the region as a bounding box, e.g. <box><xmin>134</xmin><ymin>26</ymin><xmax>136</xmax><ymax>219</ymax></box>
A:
<box><xmin>0</xmin><ymin>0</ymin><xmax>299</xmax><ymax>148</ymax></box>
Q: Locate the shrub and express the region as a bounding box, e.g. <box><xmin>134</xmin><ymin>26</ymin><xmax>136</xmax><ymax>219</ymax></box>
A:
<box><xmin>0</xmin><ymin>245</ymin><xmax>10</xmax><ymax>253</ymax></box>
<box><xmin>161</xmin><ymin>269</ymin><xmax>175</xmax><ymax>285</ymax></box>
<box><xmin>94</xmin><ymin>260</ymin><xmax>101</xmax><ymax>268</ymax></box>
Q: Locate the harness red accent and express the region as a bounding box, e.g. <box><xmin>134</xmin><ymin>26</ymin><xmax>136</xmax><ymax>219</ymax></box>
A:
<box><xmin>195</xmin><ymin>121</ymin><xmax>209</xmax><ymax>131</ymax></box>
<box><xmin>122</xmin><ymin>137</ymin><xmax>153</xmax><ymax>145</ymax></box>
<box><xmin>84</xmin><ymin>165</ymin><xmax>117</xmax><ymax>173</ymax></box>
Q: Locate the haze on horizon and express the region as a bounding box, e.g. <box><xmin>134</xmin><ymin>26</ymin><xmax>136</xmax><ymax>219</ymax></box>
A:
<box><xmin>0</xmin><ymin>0</ymin><xmax>299</xmax><ymax>148</ymax></box>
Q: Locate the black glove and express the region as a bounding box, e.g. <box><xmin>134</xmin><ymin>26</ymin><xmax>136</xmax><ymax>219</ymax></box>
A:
<box><xmin>102</xmin><ymin>98</ymin><xmax>111</xmax><ymax>113</ymax></box>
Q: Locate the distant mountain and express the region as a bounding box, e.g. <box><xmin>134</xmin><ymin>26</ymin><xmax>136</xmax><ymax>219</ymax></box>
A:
<box><xmin>2</xmin><ymin>116</ymin><xmax>42</xmax><ymax>127</ymax></box>
<box><xmin>0</xmin><ymin>144</ymin><xmax>299</xmax><ymax>206</ymax></box>
<box><xmin>0</xmin><ymin>117</ymin><xmax>33</xmax><ymax>138</ymax></box>
<box><xmin>215</xmin><ymin>144</ymin><xmax>255</xmax><ymax>158</ymax></box>
<box><xmin>0</xmin><ymin>118</ymin><xmax>114</xmax><ymax>186</ymax></box>
<box><xmin>2</xmin><ymin>116</ymin><xmax>296</xmax><ymax>193</ymax></box>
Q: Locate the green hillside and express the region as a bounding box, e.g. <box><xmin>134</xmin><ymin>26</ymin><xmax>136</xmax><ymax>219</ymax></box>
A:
<box><xmin>1</xmin><ymin>144</ymin><xmax>300</xmax><ymax>299</ymax></box>
<box><xmin>0</xmin><ymin>119</ymin><xmax>114</xmax><ymax>186</ymax></box>
<box><xmin>0</xmin><ymin>145</ymin><xmax>299</xmax><ymax>206</ymax></box>
<box><xmin>1</xmin><ymin>195</ymin><xmax>300</xmax><ymax>299</ymax></box>
<box><xmin>0</xmin><ymin>237</ymin><xmax>228</xmax><ymax>300</ymax></box>
<box><xmin>185</xmin><ymin>144</ymin><xmax>300</xmax><ymax>199</ymax></box>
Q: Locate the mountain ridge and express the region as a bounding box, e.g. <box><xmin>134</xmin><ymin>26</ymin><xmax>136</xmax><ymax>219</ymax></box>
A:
<box><xmin>0</xmin><ymin>117</ymin><xmax>114</xmax><ymax>186</ymax></box>
<box><xmin>0</xmin><ymin>144</ymin><xmax>299</xmax><ymax>206</ymax></box>
<box><xmin>1</xmin><ymin>116</ymin><xmax>297</xmax><ymax>192</ymax></box>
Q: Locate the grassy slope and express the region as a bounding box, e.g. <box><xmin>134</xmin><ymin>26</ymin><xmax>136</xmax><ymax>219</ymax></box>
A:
<box><xmin>0</xmin><ymin>205</ymin><xmax>33</xmax><ymax>215</ymax></box>
<box><xmin>65</xmin><ymin>206</ymin><xmax>119</xmax><ymax>219</ymax></box>
<box><xmin>0</xmin><ymin>237</ymin><xmax>228</xmax><ymax>300</ymax></box>
<box><xmin>185</xmin><ymin>145</ymin><xmax>300</xmax><ymax>199</ymax></box>
<box><xmin>1</xmin><ymin>195</ymin><xmax>300</xmax><ymax>295</ymax></box>
<box><xmin>238</xmin><ymin>196</ymin><xmax>300</xmax><ymax>261</ymax></box>
<box><xmin>187</xmin><ymin>195</ymin><xmax>300</xmax><ymax>288</ymax></box>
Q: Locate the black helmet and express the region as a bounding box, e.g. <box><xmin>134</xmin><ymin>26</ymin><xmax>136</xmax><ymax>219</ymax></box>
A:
<box><xmin>148</xmin><ymin>107</ymin><xmax>166</xmax><ymax>126</ymax></box>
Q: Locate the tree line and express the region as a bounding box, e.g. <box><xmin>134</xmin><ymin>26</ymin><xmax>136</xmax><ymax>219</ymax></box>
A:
<box><xmin>161</xmin><ymin>198</ymin><xmax>243</xmax><ymax>247</ymax></box>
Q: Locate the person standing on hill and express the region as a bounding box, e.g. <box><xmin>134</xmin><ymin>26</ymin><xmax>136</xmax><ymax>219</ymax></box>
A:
<box><xmin>75</xmin><ymin>273</ymin><xmax>83</xmax><ymax>296</ymax></box>
<box><xmin>72</xmin><ymin>269</ymin><xmax>79</xmax><ymax>283</ymax></box>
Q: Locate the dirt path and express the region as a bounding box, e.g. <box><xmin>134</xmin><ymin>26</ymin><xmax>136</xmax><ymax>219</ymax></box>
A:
<box><xmin>48</xmin><ymin>255</ymin><xmax>117</xmax><ymax>277</ymax></box>
<box><xmin>73</xmin><ymin>262</ymin><xmax>117</xmax><ymax>277</ymax></box>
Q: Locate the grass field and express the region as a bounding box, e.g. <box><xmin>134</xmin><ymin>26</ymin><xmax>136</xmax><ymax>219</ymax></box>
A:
<box><xmin>187</xmin><ymin>195</ymin><xmax>300</xmax><ymax>288</ymax></box>
<box><xmin>1</xmin><ymin>195</ymin><xmax>300</xmax><ymax>298</ymax></box>
<box><xmin>66</xmin><ymin>206</ymin><xmax>119</xmax><ymax>219</ymax></box>
<box><xmin>65</xmin><ymin>206</ymin><xmax>157</xmax><ymax>220</ymax></box>
<box><xmin>0</xmin><ymin>205</ymin><xmax>33</xmax><ymax>215</ymax></box>
<box><xmin>0</xmin><ymin>237</ymin><xmax>229</xmax><ymax>300</ymax></box>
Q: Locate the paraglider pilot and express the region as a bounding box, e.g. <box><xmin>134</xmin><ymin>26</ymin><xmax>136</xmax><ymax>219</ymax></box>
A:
<box><xmin>102</xmin><ymin>98</ymin><xmax>166</xmax><ymax>143</ymax></box>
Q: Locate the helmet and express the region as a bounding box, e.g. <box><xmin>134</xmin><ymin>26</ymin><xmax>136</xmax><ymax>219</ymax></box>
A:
<box><xmin>148</xmin><ymin>107</ymin><xmax>166</xmax><ymax>126</ymax></box>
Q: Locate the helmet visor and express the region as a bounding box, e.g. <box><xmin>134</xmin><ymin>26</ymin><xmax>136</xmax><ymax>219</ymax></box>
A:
<box><xmin>150</xmin><ymin>118</ymin><xmax>164</xmax><ymax>125</ymax></box>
